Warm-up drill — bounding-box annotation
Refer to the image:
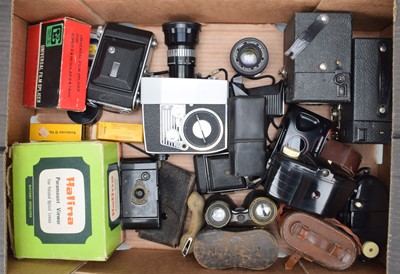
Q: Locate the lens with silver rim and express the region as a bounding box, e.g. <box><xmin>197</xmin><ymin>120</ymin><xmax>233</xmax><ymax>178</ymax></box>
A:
<box><xmin>205</xmin><ymin>200</ymin><xmax>231</xmax><ymax>228</ymax></box>
<box><xmin>249</xmin><ymin>197</ymin><xmax>277</xmax><ymax>225</ymax></box>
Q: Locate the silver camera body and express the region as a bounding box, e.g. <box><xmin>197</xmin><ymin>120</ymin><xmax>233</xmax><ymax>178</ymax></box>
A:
<box><xmin>141</xmin><ymin>77</ymin><xmax>228</xmax><ymax>154</ymax></box>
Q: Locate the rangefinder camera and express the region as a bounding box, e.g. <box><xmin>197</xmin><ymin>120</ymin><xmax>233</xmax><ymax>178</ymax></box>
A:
<box><xmin>141</xmin><ymin>77</ymin><xmax>229</xmax><ymax>154</ymax></box>
<box><xmin>87</xmin><ymin>23</ymin><xmax>157</xmax><ymax>114</ymax></box>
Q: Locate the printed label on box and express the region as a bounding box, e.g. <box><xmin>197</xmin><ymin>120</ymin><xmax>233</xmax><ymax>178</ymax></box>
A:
<box><xmin>108</xmin><ymin>164</ymin><xmax>120</xmax><ymax>230</ymax></box>
<box><xmin>46</xmin><ymin>23</ymin><xmax>63</xmax><ymax>47</ymax></box>
<box><xmin>38</xmin><ymin>168</ymin><xmax>85</xmax><ymax>234</ymax></box>
<box><xmin>27</xmin><ymin>157</ymin><xmax>92</xmax><ymax>244</ymax></box>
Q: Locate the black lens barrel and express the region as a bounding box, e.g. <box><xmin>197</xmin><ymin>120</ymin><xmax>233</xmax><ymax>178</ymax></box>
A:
<box><xmin>162</xmin><ymin>22</ymin><xmax>201</xmax><ymax>78</ymax></box>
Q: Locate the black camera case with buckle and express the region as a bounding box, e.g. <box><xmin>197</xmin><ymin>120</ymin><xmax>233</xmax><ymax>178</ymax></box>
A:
<box><xmin>265</xmin><ymin>151</ymin><xmax>356</xmax><ymax>218</ymax></box>
<box><xmin>284</xmin><ymin>12</ymin><xmax>352</xmax><ymax>103</ymax></box>
<box><xmin>337</xmin><ymin>38</ymin><xmax>392</xmax><ymax>144</ymax></box>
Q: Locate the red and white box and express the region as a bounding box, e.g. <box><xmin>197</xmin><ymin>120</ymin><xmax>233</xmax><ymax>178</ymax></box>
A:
<box><xmin>23</xmin><ymin>17</ymin><xmax>90</xmax><ymax>111</ymax></box>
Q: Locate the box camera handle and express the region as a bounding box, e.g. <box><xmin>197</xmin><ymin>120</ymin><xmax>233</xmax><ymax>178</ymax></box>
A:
<box><xmin>378</xmin><ymin>41</ymin><xmax>392</xmax><ymax>117</ymax></box>
<box><xmin>284</xmin><ymin>14</ymin><xmax>329</xmax><ymax>59</ymax></box>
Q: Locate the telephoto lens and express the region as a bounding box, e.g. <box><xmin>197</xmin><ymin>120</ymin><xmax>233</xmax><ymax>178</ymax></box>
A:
<box><xmin>162</xmin><ymin>22</ymin><xmax>202</xmax><ymax>78</ymax></box>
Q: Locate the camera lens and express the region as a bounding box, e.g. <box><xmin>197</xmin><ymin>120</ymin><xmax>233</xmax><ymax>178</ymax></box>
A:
<box><xmin>230</xmin><ymin>37</ymin><xmax>269</xmax><ymax>77</ymax></box>
<box><xmin>205</xmin><ymin>200</ymin><xmax>231</xmax><ymax>228</ymax></box>
<box><xmin>162</xmin><ymin>22</ymin><xmax>201</xmax><ymax>78</ymax></box>
<box><xmin>134</xmin><ymin>188</ymin><xmax>145</xmax><ymax>199</ymax></box>
<box><xmin>248</xmin><ymin>197</ymin><xmax>277</xmax><ymax>226</ymax></box>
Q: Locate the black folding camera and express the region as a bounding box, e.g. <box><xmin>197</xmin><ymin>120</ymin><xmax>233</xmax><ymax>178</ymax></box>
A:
<box><xmin>87</xmin><ymin>23</ymin><xmax>156</xmax><ymax>114</ymax></box>
<box><xmin>268</xmin><ymin>105</ymin><xmax>332</xmax><ymax>160</ymax></box>
<box><xmin>120</xmin><ymin>159</ymin><xmax>160</xmax><ymax>229</ymax></box>
<box><xmin>194</xmin><ymin>153</ymin><xmax>249</xmax><ymax>195</ymax></box>
<box><xmin>335</xmin><ymin>38</ymin><xmax>392</xmax><ymax>144</ymax></box>
<box><xmin>204</xmin><ymin>191</ymin><xmax>277</xmax><ymax>228</ymax></box>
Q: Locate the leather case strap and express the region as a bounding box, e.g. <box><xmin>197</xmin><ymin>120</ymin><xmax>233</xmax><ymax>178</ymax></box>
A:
<box><xmin>290</xmin><ymin>222</ymin><xmax>353</xmax><ymax>262</ymax></box>
<box><xmin>279</xmin><ymin>212</ymin><xmax>357</xmax><ymax>271</ymax></box>
<box><xmin>378</xmin><ymin>40</ymin><xmax>392</xmax><ymax>118</ymax></box>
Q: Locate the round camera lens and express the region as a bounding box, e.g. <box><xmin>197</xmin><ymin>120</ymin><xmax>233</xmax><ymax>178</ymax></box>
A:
<box><xmin>230</xmin><ymin>37</ymin><xmax>269</xmax><ymax>77</ymax></box>
<box><xmin>249</xmin><ymin>197</ymin><xmax>277</xmax><ymax>226</ymax></box>
<box><xmin>205</xmin><ymin>200</ymin><xmax>231</xmax><ymax>228</ymax></box>
<box><xmin>239</xmin><ymin>48</ymin><xmax>259</xmax><ymax>67</ymax></box>
<box><xmin>134</xmin><ymin>188</ymin><xmax>145</xmax><ymax>199</ymax></box>
<box><xmin>211</xmin><ymin>207</ymin><xmax>227</xmax><ymax>222</ymax></box>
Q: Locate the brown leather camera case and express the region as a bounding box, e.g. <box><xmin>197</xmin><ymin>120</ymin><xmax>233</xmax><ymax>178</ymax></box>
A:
<box><xmin>320</xmin><ymin>139</ymin><xmax>362</xmax><ymax>176</ymax></box>
<box><xmin>279</xmin><ymin>212</ymin><xmax>358</xmax><ymax>271</ymax></box>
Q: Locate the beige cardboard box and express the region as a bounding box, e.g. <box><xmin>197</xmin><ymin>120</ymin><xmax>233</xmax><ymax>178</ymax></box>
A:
<box><xmin>3</xmin><ymin>0</ymin><xmax>395</xmax><ymax>273</ymax></box>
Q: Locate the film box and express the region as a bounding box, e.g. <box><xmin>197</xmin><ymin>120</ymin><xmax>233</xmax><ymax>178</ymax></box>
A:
<box><xmin>96</xmin><ymin>122</ymin><xmax>143</xmax><ymax>143</ymax></box>
<box><xmin>23</xmin><ymin>17</ymin><xmax>90</xmax><ymax>111</ymax></box>
<box><xmin>30</xmin><ymin>123</ymin><xmax>84</xmax><ymax>142</ymax></box>
<box><xmin>12</xmin><ymin>141</ymin><xmax>122</xmax><ymax>260</ymax></box>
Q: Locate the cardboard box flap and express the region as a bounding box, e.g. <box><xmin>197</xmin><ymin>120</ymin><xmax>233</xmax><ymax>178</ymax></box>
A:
<box><xmin>316</xmin><ymin>0</ymin><xmax>393</xmax><ymax>31</ymax></box>
<box><xmin>13</xmin><ymin>0</ymin><xmax>104</xmax><ymax>26</ymax></box>
<box><xmin>7</xmin><ymin>256</ymin><xmax>85</xmax><ymax>274</ymax></box>
<box><xmin>83</xmin><ymin>0</ymin><xmax>320</xmax><ymax>26</ymax></box>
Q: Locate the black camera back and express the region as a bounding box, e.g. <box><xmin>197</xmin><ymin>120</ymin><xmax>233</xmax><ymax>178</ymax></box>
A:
<box><xmin>337</xmin><ymin>38</ymin><xmax>392</xmax><ymax>144</ymax></box>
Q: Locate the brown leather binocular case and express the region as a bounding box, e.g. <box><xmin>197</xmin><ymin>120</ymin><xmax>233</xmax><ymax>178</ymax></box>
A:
<box><xmin>279</xmin><ymin>211</ymin><xmax>360</xmax><ymax>271</ymax></box>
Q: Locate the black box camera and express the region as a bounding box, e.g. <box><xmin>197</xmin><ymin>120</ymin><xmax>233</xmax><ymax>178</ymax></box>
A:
<box><xmin>87</xmin><ymin>23</ymin><xmax>156</xmax><ymax>114</ymax></box>
<box><xmin>284</xmin><ymin>13</ymin><xmax>352</xmax><ymax>103</ymax></box>
<box><xmin>336</xmin><ymin>38</ymin><xmax>392</xmax><ymax>144</ymax></box>
<box><xmin>120</xmin><ymin>159</ymin><xmax>159</xmax><ymax>229</ymax></box>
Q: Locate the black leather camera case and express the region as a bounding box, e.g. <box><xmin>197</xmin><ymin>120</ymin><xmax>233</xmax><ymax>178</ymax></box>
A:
<box><xmin>228</xmin><ymin>96</ymin><xmax>266</xmax><ymax>177</ymax></box>
<box><xmin>337</xmin><ymin>39</ymin><xmax>392</xmax><ymax>144</ymax></box>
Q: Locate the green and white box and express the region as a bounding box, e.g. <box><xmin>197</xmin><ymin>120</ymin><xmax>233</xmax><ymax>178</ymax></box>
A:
<box><xmin>12</xmin><ymin>141</ymin><xmax>122</xmax><ymax>260</ymax></box>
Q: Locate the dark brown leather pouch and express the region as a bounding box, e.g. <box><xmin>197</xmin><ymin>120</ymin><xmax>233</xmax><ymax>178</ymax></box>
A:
<box><xmin>279</xmin><ymin>212</ymin><xmax>358</xmax><ymax>271</ymax></box>
<box><xmin>193</xmin><ymin>229</ymin><xmax>279</xmax><ymax>270</ymax></box>
<box><xmin>138</xmin><ymin>161</ymin><xmax>195</xmax><ymax>247</ymax></box>
<box><xmin>319</xmin><ymin>139</ymin><xmax>362</xmax><ymax>176</ymax></box>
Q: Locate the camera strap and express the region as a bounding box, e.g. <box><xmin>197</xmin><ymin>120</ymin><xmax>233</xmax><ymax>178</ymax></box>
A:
<box><xmin>243</xmin><ymin>81</ymin><xmax>284</xmax><ymax>97</ymax></box>
<box><xmin>284</xmin><ymin>13</ymin><xmax>330</xmax><ymax>59</ymax></box>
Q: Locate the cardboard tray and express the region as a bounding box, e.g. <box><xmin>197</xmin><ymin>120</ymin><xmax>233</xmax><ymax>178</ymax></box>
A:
<box><xmin>1</xmin><ymin>0</ymin><xmax>398</xmax><ymax>273</ymax></box>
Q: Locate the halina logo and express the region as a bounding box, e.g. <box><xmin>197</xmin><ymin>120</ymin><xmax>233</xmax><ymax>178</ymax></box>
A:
<box><xmin>46</xmin><ymin>23</ymin><xmax>63</xmax><ymax>47</ymax></box>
